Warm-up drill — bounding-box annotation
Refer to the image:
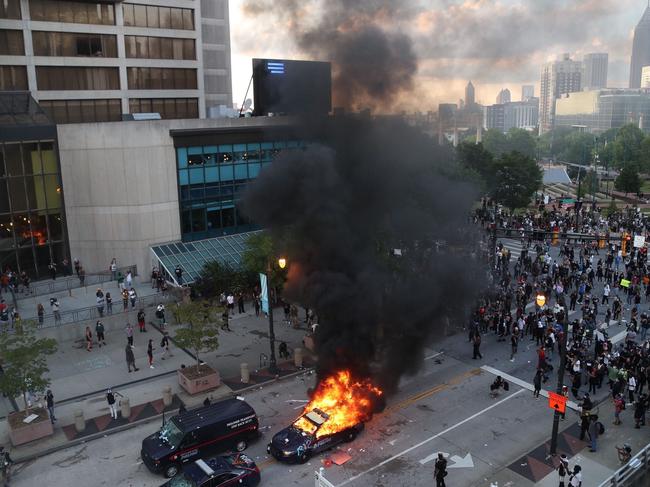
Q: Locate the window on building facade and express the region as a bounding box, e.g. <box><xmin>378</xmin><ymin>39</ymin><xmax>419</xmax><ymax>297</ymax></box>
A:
<box><xmin>0</xmin><ymin>65</ymin><xmax>28</xmax><ymax>90</ymax></box>
<box><xmin>0</xmin><ymin>0</ymin><xmax>20</xmax><ymax>19</ymax></box>
<box><xmin>124</xmin><ymin>36</ymin><xmax>195</xmax><ymax>60</ymax></box>
<box><xmin>39</xmin><ymin>99</ymin><xmax>121</xmax><ymax>124</ymax></box>
<box><xmin>32</xmin><ymin>31</ymin><xmax>117</xmax><ymax>57</ymax></box>
<box><xmin>122</xmin><ymin>3</ymin><xmax>194</xmax><ymax>30</ymax></box>
<box><xmin>175</xmin><ymin>141</ymin><xmax>305</xmax><ymax>240</ymax></box>
<box><xmin>127</xmin><ymin>67</ymin><xmax>197</xmax><ymax>90</ymax></box>
<box><xmin>0</xmin><ymin>30</ymin><xmax>24</xmax><ymax>55</ymax></box>
<box><xmin>36</xmin><ymin>66</ymin><xmax>120</xmax><ymax>90</ymax></box>
<box><xmin>129</xmin><ymin>98</ymin><xmax>198</xmax><ymax>119</ymax></box>
<box><xmin>30</xmin><ymin>0</ymin><xmax>115</xmax><ymax>25</ymax></box>
<box><xmin>0</xmin><ymin>141</ymin><xmax>69</xmax><ymax>277</ymax></box>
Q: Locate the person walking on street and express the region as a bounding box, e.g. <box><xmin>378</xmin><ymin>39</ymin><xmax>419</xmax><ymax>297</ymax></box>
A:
<box><xmin>106</xmin><ymin>292</ymin><xmax>112</xmax><ymax>314</ymax></box>
<box><xmin>37</xmin><ymin>303</ymin><xmax>44</xmax><ymax>327</ymax></box>
<box><xmin>85</xmin><ymin>326</ymin><xmax>92</xmax><ymax>351</ymax></box>
<box><xmin>147</xmin><ymin>339</ymin><xmax>154</xmax><ymax>369</ymax></box>
<box><xmin>106</xmin><ymin>389</ymin><xmax>119</xmax><ymax>419</ymax></box>
<box><xmin>137</xmin><ymin>309</ymin><xmax>146</xmax><ymax>332</ymax></box>
<box><xmin>634</xmin><ymin>394</ymin><xmax>647</xmax><ymax>428</ymax></box>
<box><xmin>160</xmin><ymin>332</ymin><xmax>172</xmax><ymax>360</ymax></box>
<box><xmin>533</xmin><ymin>369</ymin><xmax>542</xmax><ymax>398</ymax></box>
<box><xmin>510</xmin><ymin>327</ymin><xmax>519</xmax><ymax>362</ymax></box>
<box><xmin>568</xmin><ymin>465</ymin><xmax>582</xmax><ymax>487</ymax></box>
<box><xmin>121</xmin><ymin>289</ymin><xmax>128</xmax><ymax>311</ymax></box>
<box><xmin>125</xmin><ymin>344</ymin><xmax>138</xmax><ymax>372</ymax></box>
<box><xmin>0</xmin><ymin>446</ymin><xmax>13</xmax><ymax>487</ymax></box>
<box><xmin>614</xmin><ymin>394</ymin><xmax>625</xmax><ymax>425</ymax></box>
<box><xmin>95</xmin><ymin>320</ymin><xmax>106</xmax><ymax>347</ymax></box>
<box><xmin>46</xmin><ymin>389</ymin><xmax>56</xmax><ymax>423</ymax></box>
<box><xmin>128</xmin><ymin>288</ymin><xmax>137</xmax><ymax>308</ymax></box>
<box><xmin>472</xmin><ymin>331</ymin><xmax>482</xmax><ymax>359</ymax></box>
<box><xmin>434</xmin><ymin>452</ymin><xmax>447</xmax><ymax>487</ymax></box>
<box><xmin>557</xmin><ymin>453</ymin><xmax>569</xmax><ymax>487</ymax></box>
<box><xmin>588</xmin><ymin>416</ymin><xmax>599</xmax><ymax>452</ymax></box>
<box><xmin>125</xmin><ymin>323</ymin><xmax>134</xmax><ymax>346</ymax></box>
<box><xmin>628</xmin><ymin>373</ymin><xmax>637</xmax><ymax>404</ymax></box>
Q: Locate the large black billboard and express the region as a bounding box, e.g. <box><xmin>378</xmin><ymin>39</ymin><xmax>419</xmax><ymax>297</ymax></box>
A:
<box><xmin>252</xmin><ymin>59</ymin><xmax>331</xmax><ymax>116</ymax></box>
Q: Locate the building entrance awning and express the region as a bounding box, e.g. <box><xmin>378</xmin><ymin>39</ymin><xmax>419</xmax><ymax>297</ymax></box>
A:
<box><xmin>151</xmin><ymin>231</ymin><xmax>261</xmax><ymax>285</ymax></box>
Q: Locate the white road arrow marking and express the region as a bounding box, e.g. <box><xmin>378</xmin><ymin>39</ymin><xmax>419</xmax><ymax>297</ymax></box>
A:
<box><xmin>447</xmin><ymin>453</ymin><xmax>474</xmax><ymax>469</ymax></box>
<box><xmin>419</xmin><ymin>451</ymin><xmax>449</xmax><ymax>465</ymax></box>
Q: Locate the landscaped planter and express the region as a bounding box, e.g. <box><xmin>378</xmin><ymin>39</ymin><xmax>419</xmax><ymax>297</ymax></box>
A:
<box><xmin>178</xmin><ymin>364</ymin><xmax>220</xmax><ymax>395</ymax></box>
<box><xmin>8</xmin><ymin>407</ymin><xmax>54</xmax><ymax>446</ymax></box>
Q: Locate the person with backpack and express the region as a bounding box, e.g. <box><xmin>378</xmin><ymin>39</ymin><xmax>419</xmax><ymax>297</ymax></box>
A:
<box><xmin>557</xmin><ymin>453</ymin><xmax>569</xmax><ymax>487</ymax></box>
<box><xmin>588</xmin><ymin>415</ymin><xmax>599</xmax><ymax>452</ymax></box>
<box><xmin>434</xmin><ymin>452</ymin><xmax>447</xmax><ymax>487</ymax></box>
<box><xmin>568</xmin><ymin>465</ymin><xmax>582</xmax><ymax>486</ymax></box>
<box><xmin>137</xmin><ymin>309</ymin><xmax>146</xmax><ymax>333</ymax></box>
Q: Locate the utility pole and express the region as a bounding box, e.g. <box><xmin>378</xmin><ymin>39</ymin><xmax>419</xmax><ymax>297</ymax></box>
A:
<box><xmin>549</xmin><ymin>318</ymin><xmax>568</xmax><ymax>455</ymax></box>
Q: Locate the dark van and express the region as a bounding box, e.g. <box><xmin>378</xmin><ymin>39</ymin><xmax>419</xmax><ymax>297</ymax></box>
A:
<box><xmin>141</xmin><ymin>398</ymin><xmax>259</xmax><ymax>478</ymax></box>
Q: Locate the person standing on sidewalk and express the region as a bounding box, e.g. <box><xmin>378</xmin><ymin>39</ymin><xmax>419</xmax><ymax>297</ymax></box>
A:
<box><xmin>106</xmin><ymin>292</ymin><xmax>112</xmax><ymax>315</ymax></box>
<box><xmin>85</xmin><ymin>326</ymin><xmax>93</xmax><ymax>351</ymax></box>
<box><xmin>125</xmin><ymin>344</ymin><xmax>138</xmax><ymax>372</ymax></box>
<box><xmin>37</xmin><ymin>303</ymin><xmax>44</xmax><ymax>327</ymax></box>
<box><xmin>588</xmin><ymin>416</ymin><xmax>599</xmax><ymax>452</ymax></box>
<box><xmin>95</xmin><ymin>320</ymin><xmax>106</xmax><ymax>347</ymax></box>
<box><xmin>125</xmin><ymin>270</ymin><xmax>133</xmax><ymax>290</ymax></box>
<box><xmin>46</xmin><ymin>389</ymin><xmax>56</xmax><ymax>424</ymax></box>
<box><xmin>0</xmin><ymin>446</ymin><xmax>13</xmax><ymax>486</ymax></box>
<box><xmin>51</xmin><ymin>298</ymin><xmax>61</xmax><ymax>325</ymax></box>
<box><xmin>78</xmin><ymin>266</ymin><xmax>85</xmax><ymax>286</ymax></box>
<box><xmin>110</xmin><ymin>258</ymin><xmax>117</xmax><ymax>280</ymax></box>
<box><xmin>472</xmin><ymin>331</ymin><xmax>482</xmax><ymax>359</ymax></box>
<box><xmin>614</xmin><ymin>394</ymin><xmax>625</xmax><ymax>425</ymax></box>
<box><xmin>434</xmin><ymin>453</ymin><xmax>447</xmax><ymax>487</ymax></box>
<box><xmin>510</xmin><ymin>327</ymin><xmax>519</xmax><ymax>362</ymax></box>
<box><xmin>106</xmin><ymin>389</ymin><xmax>118</xmax><ymax>419</ymax></box>
<box><xmin>121</xmin><ymin>289</ymin><xmax>128</xmax><ymax>311</ymax></box>
<box><xmin>125</xmin><ymin>323</ymin><xmax>134</xmax><ymax>346</ymax></box>
<box><xmin>137</xmin><ymin>309</ymin><xmax>146</xmax><ymax>333</ymax></box>
<box><xmin>557</xmin><ymin>453</ymin><xmax>569</xmax><ymax>487</ymax></box>
<box><xmin>568</xmin><ymin>465</ymin><xmax>582</xmax><ymax>487</ymax></box>
<box><xmin>129</xmin><ymin>288</ymin><xmax>137</xmax><ymax>309</ymax></box>
<box><xmin>533</xmin><ymin>369</ymin><xmax>542</xmax><ymax>398</ymax></box>
<box><xmin>160</xmin><ymin>332</ymin><xmax>172</xmax><ymax>360</ymax></box>
<box><xmin>147</xmin><ymin>339</ymin><xmax>155</xmax><ymax>369</ymax></box>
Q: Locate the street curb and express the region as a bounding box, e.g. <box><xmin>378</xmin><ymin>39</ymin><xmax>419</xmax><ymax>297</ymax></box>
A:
<box><xmin>12</xmin><ymin>366</ymin><xmax>316</xmax><ymax>465</ymax></box>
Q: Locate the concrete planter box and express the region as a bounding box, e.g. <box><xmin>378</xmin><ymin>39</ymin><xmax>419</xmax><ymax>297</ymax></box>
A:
<box><xmin>178</xmin><ymin>364</ymin><xmax>220</xmax><ymax>395</ymax></box>
<box><xmin>8</xmin><ymin>408</ymin><xmax>54</xmax><ymax>446</ymax></box>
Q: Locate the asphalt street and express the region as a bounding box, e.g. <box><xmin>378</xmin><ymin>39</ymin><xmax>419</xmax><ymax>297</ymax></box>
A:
<box><xmin>9</xmin><ymin>238</ymin><xmax>650</xmax><ymax>486</ymax></box>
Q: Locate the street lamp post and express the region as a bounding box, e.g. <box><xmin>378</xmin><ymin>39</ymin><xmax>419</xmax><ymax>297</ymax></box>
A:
<box><xmin>549</xmin><ymin>323</ymin><xmax>568</xmax><ymax>455</ymax></box>
<box><xmin>265</xmin><ymin>257</ymin><xmax>287</xmax><ymax>376</ymax></box>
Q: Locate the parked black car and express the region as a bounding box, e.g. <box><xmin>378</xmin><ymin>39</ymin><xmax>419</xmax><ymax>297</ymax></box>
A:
<box><xmin>267</xmin><ymin>408</ymin><xmax>363</xmax><ymax>464</ymax></box>
<box><xmin>142</xmin><ymin>398</ymin><xmax>259</xmax><ymax>478</ymax></box>
<box><xmin>160</xmin><ymin>454</ymin><xmax>260</xmax><ymax>487</ymax></box>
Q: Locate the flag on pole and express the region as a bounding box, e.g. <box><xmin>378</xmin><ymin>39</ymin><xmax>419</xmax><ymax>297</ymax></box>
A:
<box><xmin>260</xmin><ymin>273</ymin><xmax>269</xmax><ymax>314</ymax></box>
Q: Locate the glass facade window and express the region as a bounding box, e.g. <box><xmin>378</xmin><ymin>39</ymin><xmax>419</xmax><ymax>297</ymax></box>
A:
<box><xmin>122</xmin><ymin>3</ymin><xmax>194</xmax><ymax>30</ymax></box>
<box><xmin>127</xmin><ymin>67</ymin><xmax>197</xmax><ymax>90</ymax></box>
<box><xmin>0</xmin><ymin>0</ymin><xmax>20</xmax><ymax>19</ymax></box>
<box><xmin>0</xmin><ymin>30</ymin><xmax>24</xmax><ymax>56</ymax></box>
<box><xmin>176</xmin><ymin>141</ymin><xmax>305</xmax><ymax>241</ymax></box>
<box><xmin>129</xmin><ymin>98</ymin><xmax>198</xmax><ymax>119</ymax></box>
<box><xmin>32</xmin><ymin>31</ymin><xmax>118</xmax><ymax>58</ymax></box>
<box><xmin>29</xmin><ymin>0</ymin><xmax>115</xmax><ymax>25</ymax></box>
<box><xmin>36</xmin><ymin>66</ymin><xmax>120</xmax><ymax>90</ymax></box>
<box><xmin>0</xmin><ymin>65</ymin><xmax>28</xmax><ymax>90</ymax></box>
<box><xmin>39</xmin><ymin>99</ymin><xmax>121</xmax><ymax>124</ymax></box>
<box><xmin>124</xmin><ymin>35</ymin><xmax>195</xmax><ymax>60</ymax></box>
<box><xmin>0</xmin><ymin>140</ymin><xmax>69</xmax><ymax>278</ymax></box>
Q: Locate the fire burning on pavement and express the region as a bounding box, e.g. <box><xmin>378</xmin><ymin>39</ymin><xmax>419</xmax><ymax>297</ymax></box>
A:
<box><xmin>294</xmin><ymin>370</ymin><xmax>383</xmax><ymax>438</ymax></box>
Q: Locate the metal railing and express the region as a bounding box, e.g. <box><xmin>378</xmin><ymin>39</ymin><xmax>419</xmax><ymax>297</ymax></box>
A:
<box><xmin>12</xmin><ymin>265</ymin><xmax>138</xmax><ymax>300</ymax></box>
<box><xmin>18</xmin><ymin>290</ymin><xmax>174</xmax><ymax>329</ymax></box>
<box><xmin>598</xmin><ymin>443</ymin><xmax>650</xmax><ymax>487</ymax></box>
<box><xmin>315</xmin><ymin>468</ymin><xmax>335</xmax><ymax>487</ymax></box>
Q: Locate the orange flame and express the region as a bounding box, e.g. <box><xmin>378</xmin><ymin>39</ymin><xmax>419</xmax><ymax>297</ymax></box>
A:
<box><xmin>294</xmin><ymin>370</ymin><xmax>383</xmax><ymax>438</ymax></box>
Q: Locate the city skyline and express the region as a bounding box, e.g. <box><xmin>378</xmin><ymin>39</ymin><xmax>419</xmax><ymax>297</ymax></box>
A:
<box><xmin>229</xmin><ymin>0</ymin><xmax>646</xmax><ymax>111</ymax></box>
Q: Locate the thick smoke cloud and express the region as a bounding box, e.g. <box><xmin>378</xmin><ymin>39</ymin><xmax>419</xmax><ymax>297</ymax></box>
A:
<box><xmin>242</xmin><ymin>118</ymin><xmax>484</xmax><ymax>393</ymax></box>
<box><xmin>242</xmin><ymin>0</ymin><xmax>417</xmax><ymax>111</ymax></box>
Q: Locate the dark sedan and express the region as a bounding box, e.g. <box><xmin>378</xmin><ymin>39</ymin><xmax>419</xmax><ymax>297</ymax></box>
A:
<box><xmin>161</xmin><ymin>454</ymin><xmax>260</xmax><ymax>487</ymax></box>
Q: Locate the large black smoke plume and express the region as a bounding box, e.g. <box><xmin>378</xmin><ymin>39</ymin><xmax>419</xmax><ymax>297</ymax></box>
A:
<box><xmin>243</xmin><ymin>118</ymin><xmax>485</xmax><ymax>393</ymax></box>
<box><xmin>243</xmin><ymin>0</ymin><xmax>417</xmax><ymax>111</ymax></box>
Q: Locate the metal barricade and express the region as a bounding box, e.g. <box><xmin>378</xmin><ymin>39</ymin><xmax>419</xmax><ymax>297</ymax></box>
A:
<box><xmin>598</xmin><ymin>443</ymin><xmax>650</xmax><ymax>487</ymax></box>
<box><xmin>315</xmin><ymin>468</ymin><xmax>335</xmax><ymax>487</ymax></box>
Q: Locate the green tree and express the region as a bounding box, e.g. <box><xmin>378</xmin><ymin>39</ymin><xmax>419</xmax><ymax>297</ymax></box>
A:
<box><xmin>614</xmin><ymin>164</ymin><xmax>642</xmax><ymax>195</ymax></box>
<box><xmin>612</xmin><ymin>124</ymin><xmax>644</xmax><ymax>169</ymax></box>
<box><xmin>489</xmin><ymin>151</ymin><xmax>542</xmax><ymax>210</ymax></box>
<box><xmin>194</xmin><ymin>260</ymin><xmax>250</xmax><ymax>299</ymax></box>
<box><xmin>0</xmin><ymin>321</ymin><xmax>57</xmax><ymax>412</ymax></box>
<box><xmin>639</xmin><ymin>136</ymin><xmax>650</xmax><ymax>173</ymax></box>
<box><xmin>456</xmin><ymin>141</ymin><xmax>494</xmax><ymax>184</ymax></box>
<box><xmin>241</xmin><ymin>232</ymin><xmax>287</xmax><ymax>291</ymax></box>
<box><xmin>577</xmin><ymin>170</ymin><xmax>599</xmax><ymax>199</ymax></box>
<box><xmin>561</xmin><ymin>132</ymin><xmax>595</xmax><ymax>165</ymax></box>
<box><xmin>482</xmin><ymin>129</ymin><xmax>508</xmax><ymax>158</ymax></box>
<box><xmin>172</xmin><ymin>301</ymin><xmax>220</xmax><ymax>369</ymax></box>
<box><xmin>506</xmin><ymin>128</ymin><xmax>537</xmax><ymax>159</ymax></box>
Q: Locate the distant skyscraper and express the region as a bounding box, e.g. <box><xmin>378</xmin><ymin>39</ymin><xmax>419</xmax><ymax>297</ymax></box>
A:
<box><xmin>642</xmin><ymin>66</ymin><xmax>650</xmax><ymax>88</ymax></box>
<box><xmin>630</xmin><ymin>6</ymin><xmax>650</xmax><ymax>88</ymax></box>
<box><xmin>539</xmin><ymin>53</ymin><xmax>582</xmax><ymax>134</ymax></box>
<box><xmin>583</xmin><ymin>53</ymin><xmax>608</xmax><ymax>89</ymax></box>
<box><xmin>496</xmin><ymin>88</ymin><xmax>511</xmax><ymax>105</ymax></box>
<box><xmin>522</xmin><ymin>85</ymin><xmax>535</xmax><ymax>101</ymax></box>
<box><xmin>465</xmin><ymin>81</ymin><xmax>475</xmax><ymax>107</ymax></box>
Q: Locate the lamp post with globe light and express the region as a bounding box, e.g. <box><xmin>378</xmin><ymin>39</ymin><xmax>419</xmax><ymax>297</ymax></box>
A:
<box><xmin>265</xmin><ymin>257</ymin><xmax>287</xmax><ymax>375</ymax></box>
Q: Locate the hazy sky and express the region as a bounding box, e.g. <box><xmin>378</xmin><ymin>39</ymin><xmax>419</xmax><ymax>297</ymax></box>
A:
<box><xmin>229</xmin><ymin>0</ymin><xmax>647</xmax><ymax>110</ymax></box>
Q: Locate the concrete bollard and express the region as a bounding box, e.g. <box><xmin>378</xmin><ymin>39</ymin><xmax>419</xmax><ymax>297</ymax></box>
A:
<box><xmin>74</xmin><ymin>410</ymin><xmax>85</xmax><ymax>432</ymax></box>
<box><xmin>120</xmin><ymin>397</ymin><xmax>131</xmax><ymax>419</ymax></box>
<box><xmin>162</xmin><ymin>386</ymin><xmax>172</xmax><ymax>407</ymax></box>
<box><xmin>240</xmin><ymin>363</ymin><xmax>250</xmax><ymax>383</ymax></box>
<box><xmin>294</xmin><ymin>348</ymin><xmax>303</xmax><ymax>368</ymax></box>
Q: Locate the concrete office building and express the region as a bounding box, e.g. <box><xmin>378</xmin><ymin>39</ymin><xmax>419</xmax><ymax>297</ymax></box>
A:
<box><xmin>641</xmin><ymin>66</ymin><xmax>650</xmax><ymax>88</ymax></box>
<box><xmin>582</xmin><ymin>53</ymin><xmax>608</xmax><ymax>90</ymax></box>
<box><xmin>554</xmin><ymin>88</ymin><xmax>650</xmax><ymax>134</ymax></box>
<box><xmin>484</xmin><ymin>104</ymin><xmax>505</xmax><ymax>132</ymax></box>
<box><xmin>539</xmin><ymin>53</ymin><xmax>582</xmax><ymax>134</ymax></box>
<box><xmin>522</xmin><ymin>85</ymin><xmax>534</xmax><ymax>102</ymax></box>
<box><xmin>496</xmin><ymin>88</ymin><xmax>511</xmax><ymax>105</ymax></box>
<box><xmin>484</xmin><ymin>99</ymin><xmax>538</xmax><ymax>133</ymax></box>
<box><xmin>0</xmin><ymin>0</ymin><xmax>232</xmax><ymax>123</ymax></box>
<box><xmin>630</xmin><ymin>5</ymin><xmax>650</xmax><ymax>88</ymax></box>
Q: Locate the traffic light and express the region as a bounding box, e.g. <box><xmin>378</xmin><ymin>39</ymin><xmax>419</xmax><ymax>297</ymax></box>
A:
<box><xmin>622</xmin><ymin>233</ymin><xmax>631</xmax><ymax>256</ymax></box>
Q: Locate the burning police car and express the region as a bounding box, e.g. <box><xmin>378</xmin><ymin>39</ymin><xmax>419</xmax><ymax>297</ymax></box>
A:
<box><xmin>267</xmin><ymin>408</ymin><xmax>363</xmax><ymax>464</ymax></box>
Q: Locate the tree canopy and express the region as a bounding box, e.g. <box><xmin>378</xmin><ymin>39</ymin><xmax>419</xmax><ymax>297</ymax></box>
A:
<box><xmin>615</xmin><ymin>164</ymin><xmax>642</xmax><ymax>195</ymax></box>
<box><xmin>489</xmin><ymin>151</ymin><xmax>542</xmax><ymax>210</ymax></box>
<box><xmin>172</xmin><ymin>301</ymin><xmax>220</xmax><ymax>369</ymax></box>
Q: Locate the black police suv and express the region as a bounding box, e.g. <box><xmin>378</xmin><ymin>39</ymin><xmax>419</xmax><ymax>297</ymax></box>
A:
<box><xmin>160</xmin><ymin>454</ymin><xmax>260</xmax><ymax>487</ymax></box>
<box><xmin>267</xmin><ymin>408</ymin><xmax>363</xmax><ymax>464</ymax></box>
<box><xmin>142</xmin><ymin>398</ymin><xmax>259</xmax><ymax>478</ymax></box>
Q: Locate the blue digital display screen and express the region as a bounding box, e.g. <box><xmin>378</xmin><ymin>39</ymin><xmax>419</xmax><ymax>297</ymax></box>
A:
<box><xmin>267</xmin><ymin>61</ymin><xmax>285</xmax><ymax>75</ymax></box>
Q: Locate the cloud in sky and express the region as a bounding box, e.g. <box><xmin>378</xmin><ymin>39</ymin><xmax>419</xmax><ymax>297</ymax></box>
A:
<box><xmin>230</xmin><ymin>0</ymin><xmax>645</xmax><ymax>110</ymax></box>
